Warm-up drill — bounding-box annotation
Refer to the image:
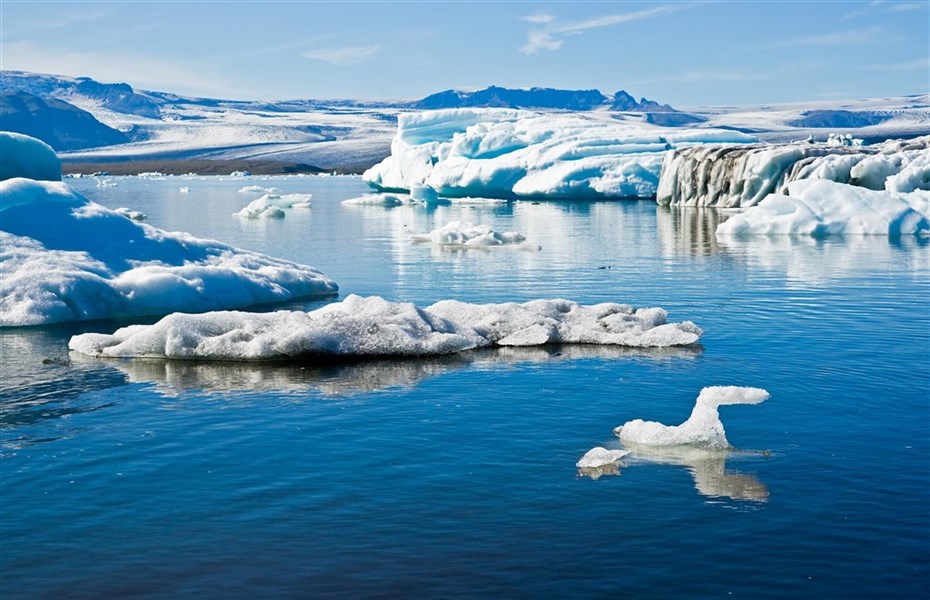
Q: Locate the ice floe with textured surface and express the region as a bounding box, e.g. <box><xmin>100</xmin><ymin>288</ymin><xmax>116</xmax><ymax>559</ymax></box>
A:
<box><xmin>658</xmin><ymin>135</ymin><xmax>930</xmax><ymax>207</ymax></box>
<box><xmin>234</xmin><ymin>193</ymin><xmax>312</xmax><ymax>218</ymax></box>
<box><xmin>363</xmin><ymin>108</ymin><xmax>756</xmax><ymax>200</ymax></box>
<box><xmin>412</xmin><ymin>221</ymin><xmax>540</xmax><ymax>249</ymax></box>
<box><xmin>114</xmin><ymin>207</ymin><xmax>147</xmax><ymax>221</ymax></box>
<box><xmin>341</xmin><ymin>192</ymin><xmax>418</xmax><ymax>206</ymax></box>
<box><xmin>576</xmin><ymin>447</ymin><xmax>630</xmax><ymax>468</ymax></box>
<box><xmin>69</xmin><ymin>294</ymin><xmax>703</xmax><ymax>359</ymax></box>
<box><xmin>0</xmin><ymin>178</ymin><xmax>337</xmax><ymax>326</ymax></box>
<box><xmin>614</xmin><ymin>386</ymin><xmax>769</xmax><ymax>450</ymax></box>
<box><xmin>716</xmin><ymin>179</ymin><xmax>930</xmax><ymax>236</ymax></box>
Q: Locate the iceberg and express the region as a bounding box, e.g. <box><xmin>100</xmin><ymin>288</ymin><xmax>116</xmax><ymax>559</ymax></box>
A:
<box><xmin>0</xmin><ymin>132</ymin><xmax>61</xmax><ymax>182</ymax></box>
<box><xmin>658</xmin><ymin>135</ymin><xmax>930</xmax><ymax>207</ymax></box>
<box><xmin>576</xmin><ymin>447</ymin><xmax>630</xmax><ymax>468</ymax></box>
<box><xmin>0</xmin><ymin>134</ymin><xmax>337</xmax><ymax>326</ymax></box>
<box><xmin>233</xmin><ymin>193</ymin><xmax>312</xmax><ymax>219</ymax></box>
<box><xmin>716</xmin><ymin>179</ymin><xmax>930</xmax><ymax>237</ymax></box>
<box><xmin>614</xmin><ymin>386</ymin><xmax>769</xmax><ymax>450</ymax></box>
<box><xmin>411</xmin><ymin>221</ymin><xmax>540</xmax><ymax>249</ymax></box>
<box><xmin>363</xmin><ymin>109</ymin><xmax>756</xmax><ymax>200</ymax></box>
<box><xmin>69</xmin><ymin>294</ymin><xmax>703</xmax><ymax>359</ymax></box>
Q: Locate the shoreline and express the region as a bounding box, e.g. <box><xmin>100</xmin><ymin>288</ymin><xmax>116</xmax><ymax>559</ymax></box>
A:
<box><xmin>61</xmin><ymin>159</ymin><xmax>370</xmax><ymax>176</ymax></box>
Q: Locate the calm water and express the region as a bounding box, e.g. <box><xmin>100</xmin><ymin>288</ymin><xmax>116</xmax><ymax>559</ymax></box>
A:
<box><xmin>2</xmin><ymin>175</ymin><xmax>928</xmax><ymax>598</ymax></box>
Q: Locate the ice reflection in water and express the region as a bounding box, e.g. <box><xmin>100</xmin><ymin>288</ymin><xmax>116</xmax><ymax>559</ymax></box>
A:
<box><xmin>72</xmin><ymin>343</ymin><xmax>703</xmax><ymax>398</ymax></box>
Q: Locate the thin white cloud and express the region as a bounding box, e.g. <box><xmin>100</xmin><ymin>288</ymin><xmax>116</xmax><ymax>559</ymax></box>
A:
<box><xmin>302</xmin><ymin>44</ymin><xmax>382</xmax><ymax>66</ymax></box>
<box><xmin>521</xmin><ymin>13</ymin><xmax>554</xmax><ymax>24</ymax></box>
<box><xmin>889</xmin><ymin>2</ymin><xmax>928</xmax><ymax>11</ymax></box>
<box><xmin>519</xmin><ymin>4</ymin><xmax>684</xmax><ymax>55</ymax></box>
<box><xmin>770</xmin><ymin>27</ymin><xmax>884</xmax><ymax>48</ymax></box>
<box><xmin>631</xmin><ymin>70</ymin><xmax>767</xmax><ymax>86</ymax></box>
<box><xmin>866</xmin><ymin>57</ymin><xmax>930</xmax><ymax>71</ymax></box>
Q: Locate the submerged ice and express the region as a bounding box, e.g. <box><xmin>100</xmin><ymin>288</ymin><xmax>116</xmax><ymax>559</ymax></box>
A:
<box><xmin>69</xmin><ymin>294</ymin><xmax>704</xmax><ymax>359</ymax></box>
<box><xmin>363</xmin><ymin>108</ymin><xmax>755</xmax><ymax>200</ymax></box>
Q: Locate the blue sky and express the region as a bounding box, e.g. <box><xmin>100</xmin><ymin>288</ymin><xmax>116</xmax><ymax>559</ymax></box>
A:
<box><xmin>1</xmin><ymin>1</ymin><xmax>927</xmax><ymax>106</ymax></box>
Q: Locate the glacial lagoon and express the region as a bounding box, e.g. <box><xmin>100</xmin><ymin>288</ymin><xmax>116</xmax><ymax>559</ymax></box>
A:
<box><xmin>2</xmin><ymin>174</ymin><xmax>928</xmax><ymax>597</ymax></box>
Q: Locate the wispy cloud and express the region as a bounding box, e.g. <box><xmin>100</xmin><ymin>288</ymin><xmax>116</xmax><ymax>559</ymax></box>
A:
<box><xmin>630</xmin><ymin>70</ymin><xmax>767</xmax><ymax>86</ymax></box>
<box><xmin>866</xmin><ymin>57</ymin><xmax>930</xmax><ymax>71</ymax></box>
<box><xmin>769</xmin><ymin>26</ymin><xmax>884</xmax><ymax>48</ymax></box>
<box><xmin>521</xmin><ymin>13</ymin><xmax>554</xmax><ymax>24</ymax></box>
<box><xmin>889</xmin><ymin>2</ymin><xmax>928</xmax><ymax>11</ymax></box>
<box><xmin>302</xmin><ymin>44</ymin><xmax>382</xmax><ymax>66</ymax></box>
<box><xmin>519</xmin><ymin>5</ymin><xmax>684</xmax><ymax>55</ymax></box>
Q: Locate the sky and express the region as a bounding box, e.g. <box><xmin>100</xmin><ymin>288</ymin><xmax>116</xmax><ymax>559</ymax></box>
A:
<box><xmin>1</xmin><ymin>0</ymin><xmax>928</xmax><ymax>106</ymax></box>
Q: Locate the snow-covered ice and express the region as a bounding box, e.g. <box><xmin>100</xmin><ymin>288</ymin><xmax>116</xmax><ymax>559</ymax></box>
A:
<box><xmin>233</xmin><ymin>193</ymin><xmax>312</xmax><ymax>218</ymax></box>
<box><xmin>239</xmin><ymin>185</ymin><xmax>282</xmax><ymax>194</ymax></box>
<box><xmin>69</xmin><ymin>294</ymin><xmax>703</xmax><ymax>359</ymax></box>
<box><xmin>1</xmin><ymin>173</ymin><xmax>337</xmax><ymax>326</ymax></box>
<box><xmin>341</xmin><ymin>192</ymin><xmax>416</xmax><ymax>206</ymax></box>
<box><xmin>0</xmin><ymin>132</ymin><xmax>61</xmax><ymax>182</ymax></box>
<box><xmin>716</xmin><ymin>179</ymin><xmax>930</xmax><ymax>236</ymax></box>
<box><xmin>363</xmin><ymin>109</ymin><xmax>756</xmax><ymax>200</ymax></box>
<box><xmin>614</xmin><ymin>386</ymin><xmax>769</xmax><ymax>450</ymax></box>
<box><xmin>412</xmin><ymin>221</ymin><xmax>540</xmax><ymax>249</ymax></box>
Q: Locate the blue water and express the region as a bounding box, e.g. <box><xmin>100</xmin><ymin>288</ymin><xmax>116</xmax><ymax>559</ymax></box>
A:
<box><xmin>2</xmin><ymin>175</ymin><xmax>929</xmax><ymax>598</ymax></box>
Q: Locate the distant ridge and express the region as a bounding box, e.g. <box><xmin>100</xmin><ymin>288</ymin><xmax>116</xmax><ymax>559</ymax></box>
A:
<box><xmin>413</xmin><ymin>85</ymin><xmax>678</xmax><ymax>112</ymax></box>
<box><xmin>0</xmin><ymin>90</ymin><xmax>130</xmax><ymax>151</ymax></box>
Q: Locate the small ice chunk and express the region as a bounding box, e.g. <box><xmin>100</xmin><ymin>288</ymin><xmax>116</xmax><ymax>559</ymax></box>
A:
<box><xmin>179</xmin><ymin>186</ymin><xmax>190</xmax><ymax>194</ymax></box>
<box><xmin>341</xmin><ymin>193</ymin><xmax>416</xmax><ymax>206</ymax></box>
<box><xmin>114</xmin><ymin>207</ymin><xmax>147</xmax><ymax>221</ymax></box>
<box><xmin>410</xmin><ymin>183</ymin><xmax>440</xmax><ymax>203</ymax></box>
<box><xmin>234</xmin><ymin>193</ymin><xmax>312</xmax><ymax>218</ymax></box>
<box><xmin>615</xmin><ymin>386</ymin><xmax>769</xmax><ymax>450</ymax></box>
<box><xmin>412</xmin><ymin>221</ymin><xmax>540</xmax><ymax>249</ymax></box>
<box><xmin>239</xmin><ymin>185</ymin><xmax>281</xmax><ymax>194</ymax></box>
<box><xmin>576</xmin><ymin>447</ymin><xmax>630</xmax><ymax>468</ymax></box>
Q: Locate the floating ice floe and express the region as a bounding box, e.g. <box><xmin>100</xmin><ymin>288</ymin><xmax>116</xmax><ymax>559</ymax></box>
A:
<box><xmin>113</xmin><ymin>207</ymin><xmax>147</xmax><ymax>221</ymax></box>
<box><xmin>0</xmin><ymin>135</ymin><xmax>337</xmax><ymax>326</ymax></box>
<box><xmin>238</xmin><ymin>185</ymin><xmax>281</xmax><ymax>194</ymax></box>
<box><xmin>614</xmin><ymin>386</ymin><xmax>769</xmax><ymax>450</ymax></box>
<box><xmin>69</xmin><ymin>294</ymin><xmax>703</xmax><ymax>359</ymax></box>
<box><xmin>412</xmin><ymin>221</ymin><xmax>540</xmax><ymax>249</ymax></box>
<box><xmin>363</xmin><ymin>108</ymin><xmax>756</xmax><ymax>200</ymax></box>
<box><xmin>233</xmin><ymin>193</ymin><xmax>312</xmax><ymax>219</ymax></box>
<box><xmin>716</xmin><ymin>179</ymin><xmax>930</xmax><ymax>237</ymax></box>
<box><xmin>341</xmin><ymin>192</ymin><xmax>417</xmax><ymax>206</ymax></box>
<box><xmin>658</xmin><ymin>135</ymin><xmax>929</xmax><ymax>207</ymax></box>
<box><xmin>179</xmin><ymin>186</ymin><xmax>190</xmax><ymax>194</ymax></box>
<box><xmin>576</xmin><ymin>447</ymin><xmax>630</xmax><ymax>468</ymax></box>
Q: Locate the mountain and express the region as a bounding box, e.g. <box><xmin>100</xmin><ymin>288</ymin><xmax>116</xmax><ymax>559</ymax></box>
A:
<box><xmin>1</xmin><ymin>70</ymin><xmax>161</xmax><ymax>119</ymax></box>
<box><xmin>0</xmin><ymin>90</ymin><xmax>130</xmax><ymax>151</ymax></box>
<box><xmin>412</xmin><ymin>85</ymin><xmax>677</xmax><ymax>112</ymax></box>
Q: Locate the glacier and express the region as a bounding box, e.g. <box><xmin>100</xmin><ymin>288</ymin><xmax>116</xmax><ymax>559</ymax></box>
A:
<box><xmin>69</xmin><ymin>294</ymin><xmax>703</xmax><ymax>360</ymax></box>
<box><xmin>0</xmin><ymin>133</ymin><xmax>337</xmax><ymax>326</ymax></box>
<box><xmin>363</xmin><ymin>109</ymin><xmax>756</xmax><ymax>200</ymax></box>
<box><xmin>658</xmin><ymin>135</ymin><xmax>930</xmax><ymax>207</ymax></box>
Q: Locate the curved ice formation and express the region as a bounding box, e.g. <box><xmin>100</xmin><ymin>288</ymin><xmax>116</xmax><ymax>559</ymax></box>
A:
<box><xmin>234</xmin><ymin>193</ymin><xmax>312</xmax><ymax>218</ymax></box>
<box><xmin>614</xmin><ymin>386</ymin><xmax>769</xmax><ymax>450</ymax></box>
<box><xmin>363</xmin><ymin>108</ymin><xmax>756</xmax><ymax>200</ymax></box>
<box><xmin>576</xmin><ymin>447</ymin><xmax>630</xmax><ymax>468</ymax></box>
<box><xmin>412</xmin><ymin>221</ymin><xmax>540</xmax><ymax>249</ymax></box>
<box><xmin>1</xmin><ymin>178</ymin><xmax>337</xmax><ymax>326</ymax></box>
<box><xmin>69</xmin><ymin>294</ymin><xmax>703</xmax><ymax>359</ymax></box>
<box><xmin>0</xmin><ymin>132</ymin><xmax>61</xmax><ymax>183</ymax></box>
<box><xmin>716</xmin><ymin>179</ymin><xmax>930</xmax><ymax>237</ymax></box>
<box><xmin>657</xmin><ymin>135</ymin><xmax>929</xmax><ymax>207</ymax></box>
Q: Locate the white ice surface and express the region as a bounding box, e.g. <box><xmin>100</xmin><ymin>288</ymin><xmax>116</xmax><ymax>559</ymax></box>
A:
<box><xmin>0</xmin><ymin>178</ymin><xmax>337</xmax><ymax>326</ymax></box>
<box><xmin>69</xmin><ymin>294</ymin><xmax>703</xmax><ymax>359</ymax></box>
<box><xmin>114</xmin><ymin>207</ymin><xmax>147</xmax><ymax>221</ymax></box>
<box><xmin>615</xmin><ymin>386</ymin><xmax>769</xmax><ymax>450</ymax></box>
<box><xmin>0</xmin><ymin>132</ymin><xmax>62</xmax><ymax>182</ymax></box>
<box><xmin>411</xmin><ymin>221</ymin><xmax>540</xmax><ymax>249</ymax></box>
<box><xmin>716</xmin><ymin>179</ymin><xmax>930</xmax><ymax>236</ymax></box>
<box><xmin>576</xmin><ymin>447</ymin><xmax>631</xmax><ymax>468</ymax></box>
<box><xmin>233</xmin><ymin>193</ymin><xmax>312</xmax><ymax>218</ymax></box>
<box><xmin>363</xmin><ymin>109</ymin><xmax>756</xmax><ymax>200</ymax></box>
